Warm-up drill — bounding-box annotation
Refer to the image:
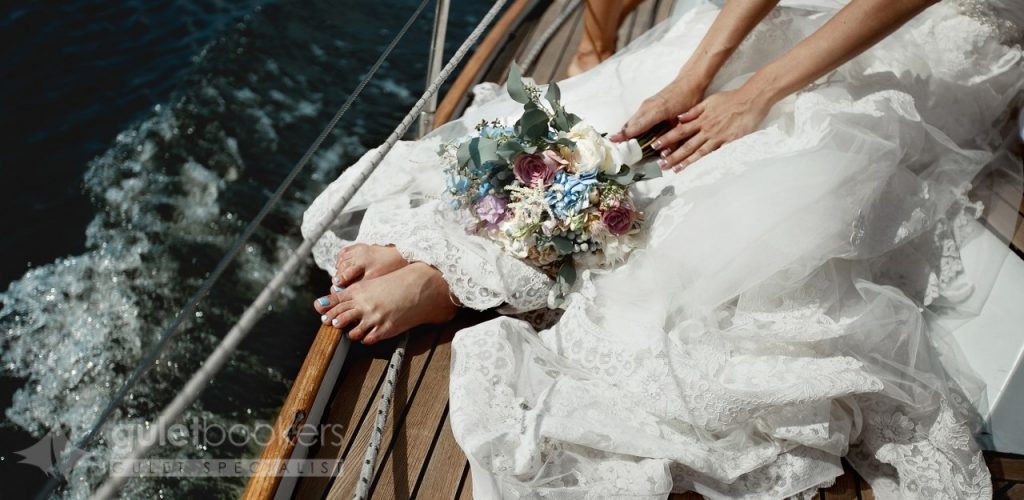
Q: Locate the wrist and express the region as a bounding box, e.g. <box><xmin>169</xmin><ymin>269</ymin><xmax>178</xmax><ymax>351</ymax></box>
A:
<box><xmin>744</xmin><ymin>65</ymin><xmax>791</xmax><ymax>108</ymax></box>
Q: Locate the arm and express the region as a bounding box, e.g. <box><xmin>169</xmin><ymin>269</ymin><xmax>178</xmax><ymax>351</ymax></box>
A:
<box><xmin>610</xmin><ymin>0</ymin><xmax>780</xmax><ymax>142</ymax></box>
<box><xmin>656</xmin><ymin>0</ymin><xmax>938</xmax><ymax>170</ymax></box>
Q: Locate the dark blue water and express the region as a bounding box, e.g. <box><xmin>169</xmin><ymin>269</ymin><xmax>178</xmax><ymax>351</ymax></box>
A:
<box><xmin>0</xmin><ymin>1</ymin><xmax>492</xmax><ymax>498</ymax></box>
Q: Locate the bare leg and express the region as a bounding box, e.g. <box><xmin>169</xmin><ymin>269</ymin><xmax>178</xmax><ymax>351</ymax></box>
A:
<box><xmin>320</xmin><ymin>263</ymin><xmax>458</xmax><ymax>344</ymax></box>
<box><xmin>567</xmin><ymin>0</ymin><xmax>644</xmax><ymax>77</ymax></box>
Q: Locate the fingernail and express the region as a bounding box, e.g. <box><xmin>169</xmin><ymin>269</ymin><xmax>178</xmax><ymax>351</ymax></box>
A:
<box><xmin>652</xmin><ymin>140</ymin><xmax>662</xmax><ymax>150</ymax></box>
<box><xmin>672</xmin><ymin>164</ymin><xmax>684</xmax><ymax>172</ymax></box>
<box><xmin>318</xmin><ymin>297</ymin><xmax>330</xmax><ymax>307</ymax></box>
<box><xmin>658</xmin><ymin>159</ymin><xmax>668</xmax><ymax>168</ymax></box>
<box><xmin>331</xmin><ymin>318</ymin><xmax>341</xmax><ymax>327</ymax></box>
<box><xmin>321</xmin><ymin>314</ymin><xmax>329</xmax><ymax>324</ymax></box>
<box><xmin>660</xmin><ymin>149</ymin><xmax>671</xmax><ymax>158</ymax></box>
<box><xmin>677</xmin><ymin>114</ymin><xmax>686</xmax><ymax>120</ymax></box>
<box><xmin>332</xmin><ymin>276</ymin><xmax>341</xmax><ymax>284</ymax></box>
<box><xmin>332</xmin><ymin>285</ymin><xmax>343</xmax><ymax>293</ymax></box>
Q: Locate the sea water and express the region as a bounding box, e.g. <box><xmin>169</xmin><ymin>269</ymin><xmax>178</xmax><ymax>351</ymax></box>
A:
<box><xmin>0</xmin><ymin>1</ymin><xmax>491</xmax><ymax>497</ymax></box>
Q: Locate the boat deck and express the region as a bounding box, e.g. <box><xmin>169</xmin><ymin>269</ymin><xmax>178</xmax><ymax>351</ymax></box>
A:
<box><xmin>247</xmin><ymin>0</ymin><xmax>1024</xmax><ymax>498</ymax></box>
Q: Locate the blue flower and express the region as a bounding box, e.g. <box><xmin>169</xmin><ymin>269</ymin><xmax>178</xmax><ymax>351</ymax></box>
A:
<box><xmin>447</xmin><ymin>174</ymin><xmax>470</xmax><ymax>193</ymax></box>
<box><xmin>546</xmin><ymin>170</ymin><xmax>596</xmax><ymax>219</ymax></box>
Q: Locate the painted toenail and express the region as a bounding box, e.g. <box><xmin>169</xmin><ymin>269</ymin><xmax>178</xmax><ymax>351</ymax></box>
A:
<box><xmin>332</xmin><ymin>276</ymin><xmax>341</xmax><ymax>284</ymax></box>
<box><xmin>331</xmin><ymin>318</ymin><xmax>341</xmax><ymax>327</ymax></box>
<box><xmin>321</xmin><ymin>315</ymin><xmax>329</xmax><ymax>324</ymax></box>
<box><xmin>332</xmin><ymin>285</ymin><xmax>343</xmax><ymax>293</ymax></box>
<box><xmin>318</xmin><ymin>297</ymin><xmax>331</xmax><ymax>307</ymax></box>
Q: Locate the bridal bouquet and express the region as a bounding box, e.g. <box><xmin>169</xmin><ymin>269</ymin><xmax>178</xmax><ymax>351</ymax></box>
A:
<box><xmin>439</xmin><ymin>64</ymin><xmax>661</xmax><ymax>287</ymax></box>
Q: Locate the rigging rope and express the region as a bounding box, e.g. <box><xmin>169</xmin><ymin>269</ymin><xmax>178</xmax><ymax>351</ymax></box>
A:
<box><xmin>33</xmin><ymin>1</ymin><xmax>433</xmax><ymax>499</ymax></box>
<box><xmin>353</xmin><ymin>335</ymin><xmax>408</xmax><ymax>500</ymax></box>
<box><xmin>88</xmin><ymin>0</ymin><xmax>509</xmax><ymax>498</ymax></box>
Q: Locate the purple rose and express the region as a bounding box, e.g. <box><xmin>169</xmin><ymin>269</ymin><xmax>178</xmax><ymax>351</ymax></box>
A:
<box><xmin>475</xmin><ymin>194</ymin><xmax>508</xmax><ymax>227</ymax></box>
<box><xmin>513</xmin><ymin>153</ymin><xmax>556</xmax><ymax>187</ymax></box>
<box><xmin>601</xmin><ymin>205</ymin><xmax>635</xmax><ymax>236</ymax></box>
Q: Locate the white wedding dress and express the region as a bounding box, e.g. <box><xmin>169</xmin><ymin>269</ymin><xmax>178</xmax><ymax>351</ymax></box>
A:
<box><xmin>302</xmin><ymin>1</ymin><xmax>1023</xmax><ymax>498</ymax></box>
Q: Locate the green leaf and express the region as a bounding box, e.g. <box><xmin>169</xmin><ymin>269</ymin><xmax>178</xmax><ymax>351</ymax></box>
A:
<box><xmin>557</xmin><ymin>261</ymin><xmax>577</xmax><ymax>288</ymax></box>
<box><xmin>611</xmin><ymin>166</ymin><xmax>634</xmax><ymax>186</ymax></box>
<box><xmin>456</xmin><ymin>141</ymin><xmax>471</xmax><ymax>168</ymax></box>
<box><xmin>551</xmin><ymin>237</ymin><xmax>575</xmax><ymax>255</ymax></box>
<box><xmin>520</xmin><ymin>108</ymin><xmax>550</xmax><ymax>140</ymax></box>
<box><xmin>565</xmin><ymin>112</ymin><xmax>582</xmax><ymax>128</ymax></box>
<box><xmin>496</xmin><ymin>141</ymin><xmax>525</xmax><ymax>161</ymax></box>
<box><xmin>506</xmin><ymin>63</ymin><xmax>530</xmax><ymax>104</ymax></box>
<box><xmin>469</xmin><ymin>137</ymin><xmax>499</xmax><ymax>168</ymax></box>
<box><xmin>545</xmin><ymin>82</ymin><xmax>561</xmax><ymax>106</ymax></box>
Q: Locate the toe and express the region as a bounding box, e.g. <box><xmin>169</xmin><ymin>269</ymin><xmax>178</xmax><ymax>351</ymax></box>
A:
<box><xmin>313</xmin><ymin>295</ymin><xmax>337</xmax><ymax>314</ymax></box>
<box><xmin>337</xmin><ymin>263</ymin><xmax>365</xmax><ymax>287</ymax></box>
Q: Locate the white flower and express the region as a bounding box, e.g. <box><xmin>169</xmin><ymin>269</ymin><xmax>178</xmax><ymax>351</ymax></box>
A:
<box><xmin>562</xmin><ymin>122</ymin><xmax>642</xmax><ymax>175</ymax></box>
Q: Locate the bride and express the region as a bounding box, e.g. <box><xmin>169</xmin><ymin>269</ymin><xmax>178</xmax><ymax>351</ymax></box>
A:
<box><xmin>303</xmin><ymin>0</ymin><xmax>1022</xmax><ymax>497</ymax></box>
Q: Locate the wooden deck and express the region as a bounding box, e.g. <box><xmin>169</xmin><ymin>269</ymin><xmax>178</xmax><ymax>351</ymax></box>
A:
<box><xmin>248</xmin><ymin>0</ymin><xmax>1024</xmax><ymax>498</ymax></box>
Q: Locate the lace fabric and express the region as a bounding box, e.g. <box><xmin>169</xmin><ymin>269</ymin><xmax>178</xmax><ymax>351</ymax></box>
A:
<box><xmin>301</xmin><ymin>1</ymin><xmax>1023</xmax><ymax>498</ymax></box>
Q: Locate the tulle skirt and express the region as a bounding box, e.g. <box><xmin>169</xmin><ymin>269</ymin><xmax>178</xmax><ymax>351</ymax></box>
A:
<box><xmin>440</xmin><ymin>3</ymin><xmax>1022</xmax><ymax>499</ymax></box>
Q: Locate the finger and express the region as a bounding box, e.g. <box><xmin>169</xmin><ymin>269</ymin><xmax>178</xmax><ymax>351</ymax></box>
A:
<box><xmin>679</xmin><ymin>140</ymin><xmax>720</xmax><ymax>169</ymax></box>
<box><xmin>611</xmin><ymin>107</ymin><xmax>661</xmax><ymax>142</ymax></box>
<box><xmin>677</xmin><ymin>103</ymin><xmax>705</xmax><ymax>123</ymax></box>
<box><xmin>662</xmin><ymin>134</ymin><xmax>707</xmax><ymax>171</ymax></box>
<box><xmin>652</xmin><ymin>120</ymin><xmax>700</xmax><ymax>151</ymax></box>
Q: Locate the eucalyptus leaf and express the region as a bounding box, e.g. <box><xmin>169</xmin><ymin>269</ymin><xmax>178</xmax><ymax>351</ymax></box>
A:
<box><xmin>469</xmin><ymin>137</ymin><xmax>499</xmax><ymax>168</ymax></box>
<box><xmin>552</xmin><ymin>237</ymin><xmax>575</xmax><ymax>255</ymax></box>
<box><xmin>546</xmin><ymin>82</ymin><xmax>561</xmax><ymax>106</ymax></box>
<box><xmin>456</xmin><ymin>141</ymin><xmax>471</xmax><ymax>167</ymax></box>
<box><xmin>521</xmin><ymin>108</ymin><xmax>550</xmax><ymax>140</ymax></box>
<box><xmin>507</xmin><ymin>63</ymin><xmax>530</xmax><ymax>104</ymax></box>
<box><xmin>557</xmin><ymin>261</ymin><xmax>577</xmax><ymax>288</ymax></box>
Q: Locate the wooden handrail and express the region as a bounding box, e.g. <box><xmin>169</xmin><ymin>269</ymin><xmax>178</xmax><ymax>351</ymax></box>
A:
<box><xmin>242</xmin><ymin>325</ymin><xmax>345</xmax><ymax>499</ymax></box>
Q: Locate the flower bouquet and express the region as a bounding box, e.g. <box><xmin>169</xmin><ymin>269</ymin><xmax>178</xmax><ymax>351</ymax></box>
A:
<box><xmin>439</xmin><ymin>64</ymin><xmax>662</xmax><ymax>290</ymax></box>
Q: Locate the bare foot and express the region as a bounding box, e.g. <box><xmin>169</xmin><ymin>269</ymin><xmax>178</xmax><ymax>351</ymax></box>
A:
<box><xmin>320</xmin><ymin>263</ymin><xmax>457</xmax><ymax>344</ymax></box>
<box><xmin>335</xmin><ymin>243</ymin><xmax>407</xmax><ymax>286</ymax></box>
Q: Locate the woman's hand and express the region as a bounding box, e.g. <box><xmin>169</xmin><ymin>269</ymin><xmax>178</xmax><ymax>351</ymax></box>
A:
<box><xmin>653</xmin><ymin>85</ymin><xmax>773</xmax><ymax>172</ymax></box>
<box><xmin>609</xmin><ymin>77</ymin><xmax>706</xmax><ymax>143</ymax></box>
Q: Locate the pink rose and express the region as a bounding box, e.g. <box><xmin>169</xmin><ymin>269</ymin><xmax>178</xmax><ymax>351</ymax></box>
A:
<box><xmin>542</xmin><ymin>149</ymin><xmax>568</xmax><ymax>170</ymax></box>
<box><xmin>601</xmin><ymin>205</ymin><xmax>635</xmax><ymax>235</ymax></box>
<box><xmin>513</xmin><ymin>153</ymin><xmax>556</xmax><ymax>187</ymax></box>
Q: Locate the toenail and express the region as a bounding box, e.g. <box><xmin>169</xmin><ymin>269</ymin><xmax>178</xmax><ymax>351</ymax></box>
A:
<box><xmin>331</xmin><ymin>318</ymin><xmax>341</xmax><ymax>327</ymax></box>
<box><xmin>321</xmin><ymin>315</ymin><xmax>329</xmax><ymax>324</ymax></box>
<box><xmin>318</xmin><ymin>297</ymin><xmax>331</xmax><ymax>307</ymax></box>
<box><xmin>332</xmin><ymin>276</ymin><xmax>341</xmax><ymax>284</ymax></box>
<box><xmin>332</xmin><ymin>285</ymin><xmax>343</xmax><ymax>293</ymax></box>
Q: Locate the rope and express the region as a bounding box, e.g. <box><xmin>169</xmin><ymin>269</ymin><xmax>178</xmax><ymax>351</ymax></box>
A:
<box><xmin>88</xmin><ymin>0</ymin><xmax>508</xmax><ymax>498</ymax></box>
<box><xmin>520</xmin><ymin>0</ymin><xmax>583</xmax><ymax>72</ymax></box>
<box><xmin>353</xmin><ymin>335</ymin><xmax>408</xmax><ymax>500</ymax></box>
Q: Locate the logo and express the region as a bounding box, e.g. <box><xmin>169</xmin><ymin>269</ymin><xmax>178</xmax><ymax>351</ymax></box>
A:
<box><xmin>13</xmin><ymin>429</ymin><xmax>91</xmax><ymax>478</ymax></box>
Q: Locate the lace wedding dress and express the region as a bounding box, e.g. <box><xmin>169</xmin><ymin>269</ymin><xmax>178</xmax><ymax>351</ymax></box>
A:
<box><xmin>302</xmin><ymin>1</ymin><xmax>1023</xmax><ymax>497</ymax></box>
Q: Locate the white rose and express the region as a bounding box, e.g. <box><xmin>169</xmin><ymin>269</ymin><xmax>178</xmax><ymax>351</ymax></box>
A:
<box><xmin>564</xmin><ymin>123</ymin><xmax>617</xmax><ymax>175</ymax></box>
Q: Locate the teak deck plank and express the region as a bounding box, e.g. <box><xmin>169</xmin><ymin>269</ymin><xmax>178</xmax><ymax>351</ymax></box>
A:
<box><xmin>369</xmin><ymin>329</ymin><xmax>457</xmax><ymax>498</ymax></box>
<box><xmin>414</xmin><ymin>410</ymin><xmax>468</xmax><ymax>499</ymax></box>
<box><xmin>293</xmin><ymin>347</ymin><xmax>390</xmax><ymax>499</ymax></box>
<box><xmin>325</xmin><ymin>330</ymin><xmax>441</xmax><ymax>500</ymax></box>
